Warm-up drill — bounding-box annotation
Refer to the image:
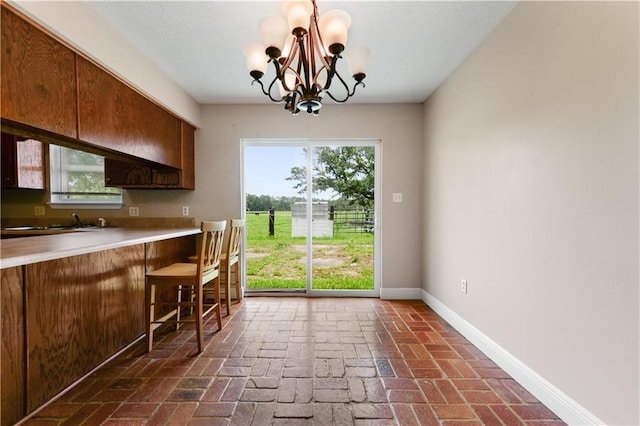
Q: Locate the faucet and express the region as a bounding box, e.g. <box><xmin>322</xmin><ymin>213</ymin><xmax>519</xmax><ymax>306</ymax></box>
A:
<box><xmin>72</xmin><ymin>213</ymin><xmax>81</xmax><ymax>227</ymax></box>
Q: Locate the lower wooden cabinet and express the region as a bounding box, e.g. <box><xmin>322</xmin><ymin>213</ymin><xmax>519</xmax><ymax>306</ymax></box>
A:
<box><xmin>24</xmin><ymin>245</ymin><xmax>146</xmax><ymax>412</ymax></box>
<box><xmin>1</xmin><ymin>266</ymin><xmax>25</xmax><ymax>426</ymax></box>
<box><xmin>0</xmin><ymin>234</ymin><xmax>196</xmax><ymax>425</ymax></box>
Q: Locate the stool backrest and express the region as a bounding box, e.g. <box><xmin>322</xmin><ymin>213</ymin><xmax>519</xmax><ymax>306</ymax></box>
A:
<box><xmin>226</xmin><ymin>219</ymin><xmax>245</xmax><ymax>262</ymax></box>
<box><xmin>198</xmin><ymin>220</ymin><xmax>227</xmax><ymax>284</ymax></box>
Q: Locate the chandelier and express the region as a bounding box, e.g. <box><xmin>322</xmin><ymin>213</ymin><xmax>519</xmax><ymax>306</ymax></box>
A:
<box><xmin>243</xmin><ymin>0</ymin><xmax>371</xmax><ymax>115</ymax></box>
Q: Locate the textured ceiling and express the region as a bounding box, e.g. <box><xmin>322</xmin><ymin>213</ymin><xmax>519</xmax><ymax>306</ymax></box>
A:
<box><xmin>88</xmin><ymin>1</ymin><xmax>517</xmax><ymax>105</ymax></box>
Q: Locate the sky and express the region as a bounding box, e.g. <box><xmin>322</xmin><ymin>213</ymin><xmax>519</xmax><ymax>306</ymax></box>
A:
<box><xmin>244</xmin><ymin>146</ymin><xmax>306</xmax><ymax>197</ymax></box>
<box><xmin>244</xmin><ymin>145</ymin><xmax>337</xmax><ymax>199</ymax></box>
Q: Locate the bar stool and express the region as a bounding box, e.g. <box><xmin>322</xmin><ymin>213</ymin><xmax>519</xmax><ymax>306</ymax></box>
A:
<box><xmin>188</xmin><ymin>218</ymin><xmax>245</xmax><ymax>315</ymax></box>
<box><xmin>145</xmin><ymin>220</ymin><xmax>226</xmax><ymax>353</ymax></box>
<box><xmin>221</xmin><ymin>219</ymin><xmax>244</xmax><ymax>314</ymax></box>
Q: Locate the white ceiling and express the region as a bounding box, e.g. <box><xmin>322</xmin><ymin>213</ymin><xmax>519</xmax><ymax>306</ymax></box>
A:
<box><xmin>87</xmin><ymin>1</ymin><xmax>517</xmax><ymax>105</ymax></box>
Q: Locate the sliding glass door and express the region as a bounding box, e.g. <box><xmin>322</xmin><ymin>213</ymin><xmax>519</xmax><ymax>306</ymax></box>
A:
<box><xmin>243</xmin><ymin>139</ymin><xmax>379</xmax><ymax>297</ymax></box>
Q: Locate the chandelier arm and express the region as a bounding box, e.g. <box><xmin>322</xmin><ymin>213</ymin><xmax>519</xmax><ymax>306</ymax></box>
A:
<box><xmin>279</xmin><ymin>36</ymin><xmax>299</xmax><ymax>74</ymax></box>
<box><xmin>307</xmin><ymin>0</ymin><xmax>333</xmax><ymax>93</ymax></box>
<box><xmin>308</xmin><ymin>35</ymin><xmax>317</xmax><ymax>89</ymax></box>
<box><xmin>312</xmin><ymin>64</ymin><xmax>328</xmax><ymax>90</ymax></box>
<box><xmin>309</xmin><ymin>0</ymin><xmax>332</xmax><ymax>67</ymax></box>
<box><xmin>279</xmin><ymin>40</ymin><xmax>303</xmax><ymax>93</ymax></box>
<box><xmin>270</xmin><ymin>58</ymin><xmax>284</xmax><ymax>83</ymax></box>
<box><xmin>260</xmin><ymin>76</ymin><xmax>287</xmax><ymax>103</ymax></box>
<box><xmin>324</xmin><ymin>71</ymin><xmax>365</xmax><ymax>103</ymax></box>
<box><xmin>321</xmin><ymin>55</ymin><xmax>340</xmax><ymax>92</ymax></box>
<box><xmin>250</xmin><ymin>78</ymin><xmax>270</xmax><ymax>97</ymax></box>
<box><xmin>281</xmin><ymin>65</ymin><xmax>304</xmax><ymax>94</ymax></box>
<box><xmin>297</xmin><ymin>37</ymin><xmax>312</xmax><ymax>93</ymax></box>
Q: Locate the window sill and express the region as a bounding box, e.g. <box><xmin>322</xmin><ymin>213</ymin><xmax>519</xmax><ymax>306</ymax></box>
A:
<box><xmin>48</xmin><ymin>203</ymin><xmax>123</xmax><ymax>210</ymax></box>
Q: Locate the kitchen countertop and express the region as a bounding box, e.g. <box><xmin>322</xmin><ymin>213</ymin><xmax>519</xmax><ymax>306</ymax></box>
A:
<box><xmin>0</xmin><ymin>227</ymin><xmax>200</xmax><ymax>269</ymax></box>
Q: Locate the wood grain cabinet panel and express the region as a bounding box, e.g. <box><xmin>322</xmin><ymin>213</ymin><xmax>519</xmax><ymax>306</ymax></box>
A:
<box><xmin>1</xmin><ymin>234</ymin><xmax>196</xmax><ymax>419</ymax></box>
<box><xmin>180</xmin><ymin>121</ymin><xmax>196</xmax><ymax>190</ymax></box>
<box><xmin>77</xmin><ymin>56</ymin><xmax>182</xmax><ymax>169</ymax></box>
<box><xmin>24</xmin><ymin>245</ymin><xmax>146</xmax><ymax>413</ymax></box>
<box><xmin>0</xmin><ymin>6</ymin><xmax>77</xmax><ymax>138</ymax></box>
<box><xmin>1</xmin><ymin>266</ymin><xmax>25</xmax><ymax>426</ymax></box>
<box><xmin>104</xmin><ymin>158</ymin><xmax>152</xmax><ymax>186</ymax></box>
<box><xmin>104</xmin><ymin>122</ymin><xmax>196</xmax><ymax>189</ymax></box>
<box><xmin>1</xmin><ymin>132</ymin><xmax>46</xmax><ymax>189</ymax></box>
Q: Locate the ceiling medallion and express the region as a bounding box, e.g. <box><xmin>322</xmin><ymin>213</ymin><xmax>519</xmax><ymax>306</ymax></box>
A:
<box><xmin>243</xmin><ymin>0</ymin><xmax>371</xmax><ymax>115</ymax></box>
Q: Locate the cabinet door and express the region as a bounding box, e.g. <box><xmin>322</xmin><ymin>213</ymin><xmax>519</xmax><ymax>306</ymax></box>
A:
<box><xmin>1</xmin><ymin>266</ymin><xmax>26</xmax><ymax>426</ymax></box>
<box><xmin>1</xmin><ymin>132</ymin><xmax>46</xmax><ymax>190</ymax></box>
<box><xmin>1</xmin><ymin>132</ymin><xmax>17</xmax><ymax>187</ymax></box>
<box><xmin>104</xmin><ymin>122</ymin><xmax>195</xmax><ymax>189</ymax></box>
<box><xmin>25</xmin><ymin>246</ymin><xmax>146</xmax><ymax>413</ymax></box>
<box><xmin>180</xmin><ymin>122</ymin><xmax>196</xmax><ymax>190</ymax></box>
<box><xmin>104</xmin><ymin>158</ymin><xmax>152</xmax><ymax>187</ymax></box>
<box><xmin>77</xmin><ymin>57</ymin><xmax>182</xmax><ymax>168</ymax></box>
<box><xmin>0</xmin><ymin>6</ymin><xmax>77</xmax><ymax>138</ymax></box>
<box><xmin>104</xmin><ymin>159</ymin><xmax>184</xmax><ymax>188</ymax></box>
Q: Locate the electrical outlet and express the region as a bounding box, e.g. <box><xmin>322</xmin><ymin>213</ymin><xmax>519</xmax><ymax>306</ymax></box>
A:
<box><xmin>461</xmin><ymin>279</ymin><xmax>468</xmax><ymax>294</ymax></box>
<box><xmin>392</xmin><ymin>192</ymin><xmax>403</xmax><ymax>203</ymax></box>
<box><xmin>129</xmin><ymin>207</ymin><xmax>139</xmax><ymax>217</ymax></box>
<box><xmin>182</xmin><ymin>206</ymin><xmax>189</xmax><ymax>216</ymax></box>
<box><xmin>34</xmin><ymin>206</ymin><xmax>45</xmax><ymax>216</ymax></box>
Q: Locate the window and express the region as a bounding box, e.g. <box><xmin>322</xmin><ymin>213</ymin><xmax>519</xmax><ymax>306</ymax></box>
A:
<box><xmin>49</xmin><ymin>145</ymin><xmax>122</xmax><ymax>208</ymax></box>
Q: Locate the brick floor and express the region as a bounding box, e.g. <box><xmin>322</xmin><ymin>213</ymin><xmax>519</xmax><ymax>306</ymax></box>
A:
<box><xmin>25</xmin><ymin>298</ymin><xmax>565</xmax><ymax>425</ymax></box>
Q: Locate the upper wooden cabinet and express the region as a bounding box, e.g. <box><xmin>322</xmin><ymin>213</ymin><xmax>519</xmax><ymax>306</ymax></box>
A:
<box><xmin>104</xmin><ymin>121</ymin><xmax>195</xmax><ymax>189</ymax></box>
<box><xmin>0</xmin><ymin>6</ymin><xmax>77</xmax><ymax>138</ymax></box>
<box><xmin>179</xmin><ymin>122</ymin><xmax>195</xmax><ymax>189</ymax></box>
<box><xmin>1</xmin><ymin>4</ymin><xmax>194</xmax><ymax>187</ymax></box>
<box><xmin>77</xmin><ymin>57</ymin><xmax>182</xmax><ymax>169</ymax></box>
<box><xmin>1</xmin><ymin>132</ymin><xmax>46</xmax><ymax>190</ymax></box>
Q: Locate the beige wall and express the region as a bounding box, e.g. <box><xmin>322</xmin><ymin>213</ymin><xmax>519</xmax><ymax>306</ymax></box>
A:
<box><xmin>422</xmin><ymin>2</ymin><xmax>639</xmax><ymax>424</ymax></box>
<box><xmin>195</xmin><ymin>104</ymin><xmax>424</xmax><ymax>292</ymax></box>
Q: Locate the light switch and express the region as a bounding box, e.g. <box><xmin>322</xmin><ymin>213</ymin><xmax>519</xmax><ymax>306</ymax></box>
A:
<box><xmin>392</xmin><ymin>193</ymin><xmax>403</xmax><ymax>203</ymax></box>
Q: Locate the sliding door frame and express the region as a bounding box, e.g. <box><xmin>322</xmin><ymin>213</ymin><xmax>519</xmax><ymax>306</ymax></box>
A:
<box><xmin>241</xmin><ymin>138</ymin><xmax>381</xmax><ymax>298</ymax></box>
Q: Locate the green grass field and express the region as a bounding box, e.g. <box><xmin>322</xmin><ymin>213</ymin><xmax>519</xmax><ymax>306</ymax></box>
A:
<box><xmin>245</xmin><ymin>211</ymin><xmax>374</xmax><ymax>290</ymax></box>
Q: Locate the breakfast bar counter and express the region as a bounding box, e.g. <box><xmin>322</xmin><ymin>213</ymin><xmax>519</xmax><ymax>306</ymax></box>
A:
<box><xmin>0</xmin><ymin>226</ymin><xmax>200</xmax><ymax>269</ymax></box>
<box><xmin>0</xmin><ymin>225</ymin><xmax>200</xmax><ymax>425</ymax></box>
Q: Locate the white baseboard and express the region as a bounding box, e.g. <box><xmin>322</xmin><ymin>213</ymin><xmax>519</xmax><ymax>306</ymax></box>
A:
<box><xmin>422</xmin><ymin>290</ymin><xmax>604</xmax><ymax>426</ymax></box>
<box><xmin>380</xmin><ymin>287</ymin><xmax>422</xmax><ymax>300</ymax></box>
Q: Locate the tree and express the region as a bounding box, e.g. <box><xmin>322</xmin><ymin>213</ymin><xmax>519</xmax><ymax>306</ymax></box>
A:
<box><xmin>287</xmin><ymin>146</ymin><xmax>375</xmax><ymax>208</ymax></box>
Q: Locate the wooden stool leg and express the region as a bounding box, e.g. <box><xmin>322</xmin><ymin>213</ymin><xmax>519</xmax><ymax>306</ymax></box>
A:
<box><xmin>234</xmin><ymin>261</ymin><xmax>242</xmax><ymax>302</ymax></box>
<box><xmin>195</xmin><ymin>282</ymin><xmax>204</xmax><ymax>353</ymax></box>
<box><xmin>146</xmin><ymin>280</ymin><xmax>155</xmax><ymax>353</ymax></box>
<box><xmin>214</xmin><ymin>275</ymin><xmax>222</xmax><ymax>330</ymax></box>
<box><xmin>176</xmin><ymin>284</ymin><xmax>183</xmax><ymax>330</ymax></box>
<box><xmin>225</xmin><ymin>264</ymin><xmax>232</xmax><ymax>315</ymax></box>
